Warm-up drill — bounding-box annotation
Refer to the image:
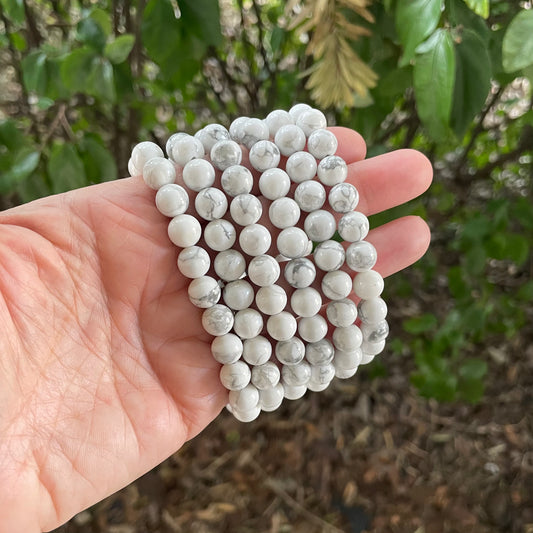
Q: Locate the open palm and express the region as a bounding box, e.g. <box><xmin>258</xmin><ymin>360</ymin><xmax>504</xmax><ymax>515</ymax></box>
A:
<box><xmin>0</xmin><ymin>128</ymin><xmax>431</xmax><ymax>532</ymax></box>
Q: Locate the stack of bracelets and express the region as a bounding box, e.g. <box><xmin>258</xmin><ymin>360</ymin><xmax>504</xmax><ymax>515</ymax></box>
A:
<box><xmin>128</xmin><ymin>104</ymin><xmax>388</xmax><ymax>422</ymax></box>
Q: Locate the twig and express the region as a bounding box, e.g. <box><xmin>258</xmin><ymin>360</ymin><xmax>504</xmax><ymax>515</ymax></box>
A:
<box><xmin>39</xmin><ymin>103</ymin><xmax>67</xmax><ymax>150</ymax></box>
<box><xmin>23</xmin><ymin>0</ymin><xmax>43</xmax><ymax>47</ymax></box>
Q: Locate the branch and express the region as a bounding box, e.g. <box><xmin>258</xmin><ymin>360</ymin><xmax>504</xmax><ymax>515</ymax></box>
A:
<box><xmin>23</xmin><ymin>0</ymin><xmax>43</xmax><ymax>47</ymax></box>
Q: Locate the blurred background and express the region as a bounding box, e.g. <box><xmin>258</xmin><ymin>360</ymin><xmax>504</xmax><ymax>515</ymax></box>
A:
<box><xmin>1</xmin><ymin>0</ymin><xmax>532</xmax><ymax>531</ymax></box>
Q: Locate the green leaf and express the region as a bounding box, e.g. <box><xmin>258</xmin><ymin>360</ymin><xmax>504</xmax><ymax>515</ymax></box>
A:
<box><xmin>413</xmin><ymin>29</ymin><xmax>455</xmax><ymax>141</ymax></box>
<box><xmin>61</xmin><ymin>46</ymin><xmax>97</xmax><ymax>94</ymax></box>
<box><xmin>503</xmin><ymin>10</ymin><xmax>533</xmax><ymax>73</ymax></box>
<box><xmin>89</xmin><ymin>7</ymin><xmax>112</xmax><ymax>37</ymax></box>
<box><xmin>448</xmin><ymin>0</ymin><xmax>489</xmax><ymax>43</ymax></box>
<box><xmin>0</xmin><ymin>149</ymin><xmax>40</xmax><ymax>193</ymax></box>
<box><xmin>463</xmin><ymin>0</ymin><xmax>489</xmax><ymax>19</ymax></box>
<box><xmin>451</xmin><ymin>29</ymin><xmax>492</xmax><ymax>138</ymax></box>
<box><xmin>0</xmin><ymin>119</ymin><xmax>25</xmax><ymax>151</ymax></box>
<box><xmin>504</xmin><ymin>233</ymin><xmax>530</xmax><ymax>266</ymax></box>
<box><xmin>180</xmin><ymin>0</ymin><xmax>222</xmax><ymax>47</ymax></box>
<box><xmin>0</xmin><ymin>0</ymin><xmax>24</xmax><ymax>24</ymax></box>
<box><xmin>459</xmin><ymin>358</ymin><xmax>487</xmax><ymax>381</ymax></box>
<box><xmin>11</xmin><ymin>31</ymin><xmax>27</xmax><ymax>51</ymax></box>
<box><xmin>104</xmin><ymin>34</ymin><xmax>135</xmax><ymax>64</ymax></box>
<box><xmin>22</xmin><ymin>50</ymin><xmax>47</xmax><ymax>94</ymax></box>
<box><xmin>78</xmin><ymin>136</ymin><xmax>118</xmax><ymax>183</ymax></box>
<box><xmin>447</xmin><ymin>265</ymin><xmax>468</xmax><ymax>300</ymax></box>
<box><xmin>396</xmin><ymin>0</ymin><xmax>443</xmax><ymax>66</ymax></box>
<box><xmin>77</xmin><ymin>16</ymin><xmax>107</xmax><ymax>51</ymax></box>
<box><xmin>47</xmin><ymin>143</ymin><xmax>87</xmax><ymax>194</ymax></box>
<box><xmin>517</xmin><ymin>281</ymin><xmax>533</xmax><ymax>301</ymax></box>
<box><xmin>464</xmin><ymin>244</ymin><xmax>486</xmax><ymax>275</ymax></box>
<box><xmin>16</xmin><ymin>172</ymin><xmax>51</xmax><ymax>203</ymax></box>
<box><xmin>403</xmin><ymin>313</ymin><xmax>438</xmax><ymax>334</ymax></box>
<box><xmin>88</xmin><ymin>57</ymin><xmax>116</xmax><ymax>102</ymax></box>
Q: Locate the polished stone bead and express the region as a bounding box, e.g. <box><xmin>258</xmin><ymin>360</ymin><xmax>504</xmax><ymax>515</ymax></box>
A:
<box><xmin>247</xmin><ymin>255</ymin><xmax>281</xmax><ymax>287</ymax></box>
<box><xmin>256</xmin><ymin>284</ymin><xmax>287</xmax><ymax>315</ymax></box>
<box><xmin>298</xmin><ymin>315</ymin><xmax>328</xmax><ymax>343</ymax></box>
<box><xmin>168</xmin><ymin>214</ymin><xmax>202</xmax><ymax>248</ymax></box>
<box><xmin>303</xmin><ymin>210</ymin><xmax>336</xmax><ymax>242</ymax></box>
<box><xmin>288</xmin><ymin>103</ymin><xmax>312</xmax><ymax>122</ymax></box>
<box><xmin>202</xmin><ymin>304</ymin><xmax>234</xmax><ymax>336</ymax></box>
<box><xmin>317</xmin><ymin>155</ymin><xmax>348</xmax><ymax>186</ymax></box>
<box><xmin>310</xmin><ymin>362</ymin><xmax>336</xmax><ymax>385</ymax></box>
<box><xmin>346</xmin><ymin>241</ymin><xmax>377</xmax><ymax>272</ymax></box>
<box><xmin>291</xmin><ymin>287</ymin><xmax>322</xmax><ymax>318</ymax></box>
<box><xmin>259</xmin><ymin>168</ymin><xmax>291</xmax><ymax>200</ymax></box>
<box><xmin>230</xmin><ymin>194</ymin><xmax>263</xmax><ymax>226</ymax></box>
<box><xmin>211</xmin><ymin>333</ymin><xmax>244</xmax><ymax>364</ymax></box>
<box><xmin>326</xmin><ymin>298</ymin><xmax>358</xmax><ymax>328</ymax></box>
<box><xmin>242</xmin><ymin>336</ymin><xmax>272</xmax><ymax>366</ymax></box>
<box><xmin>239</xmin><ymin>224</ymin><xmax>272</xmax><ymax>256</ymax></box>
<box><xmin>155</xmin><ymin>184</ymin><xmax>189</xmax><ymax>217</ymax></box>
<box><xmin>131</xmin><ymin>141</ymin><xmax>164</xmax><ymax>176</ymax></box>
<box><xmin>328</xmin><ymin>183</ymin><xmax>359</xmax><ymax>213</ymax></box>
<box><xmin>307</xmin><ymin>129</ymin><xmax>338</xmax><ymax>159</ymax></box>
<box><xmin>241</xmin><ymin>118</ymin><xmax>270</xmax><ymax>149</ymax></box>
<box><xmin>234</xmin><ymin>308</ymin><xmax>264</xmax><ymax>339</ymax></box>
<box><xmin>306</xmin><ymin>379</ymin><xmax>330</xmax><ymax>392</ymax></box>
<box><xmin>333</xmin><ymin>325</ymin><xmax>363</xmax><ymax>352</ymax></box>
<box><xmin>321</xmin><ymin>270</ymin><xmax>353</xmax><ymax>300</ymax></box>
<box><xmin>361</xmin><ymin>339</ymin><xmax>386</xmax><ymax>357</ymax></box>
<box><xmin>294</xmin><ymin>180</ymin><xmax>326</xmax><ymax>212</ymax></box>
<box><xmin>170</xmin><ymin>135</ymin><xmax>205</xmax><ymax>166</ymax></box>
<box><xmin>338</xmin><ymin>211</ymin><xmax>369</xmax><ymax>242</ymax></box>
<box><xmin>251</xmin><ymin>361</ymin><xmax>280</xmax><ymax>390</ymax></box>
<box><xmin>295</xmin><ymin>108</ymin><xmax>327</xmax><ymax>136</ymax></box>
<box><xmin>249</xmin><ymin>140</ymin><xmax>281</xmax><ymax>172</ymax></box>
<box><xmin>352</xmin><ymin>270</ymin><xmax>384</xmax><ymax>299</ymax></box>
<box><xmin>196</xmin><ymin>123</ymin><xmax>230</xmax><ymax>152</ymax></box>
<box><xmin>194</xmin><ymin>187</ymin><xmax>228</xmax><ymax>221</ymax></box>
<box><xmin>313</xmin><ymin>240</ymin><xmax>345</xmax><ymax>272</ymax></box>
<box><xmin>230</xmin><ymin>403</ymin><xmax>261</xmax><ymax>423</ymax></box>
<box><xmin>265</xmin><ymin>109</ymin><xmax>294</xmax><ymax>136</ymax></box>
<box><xmin>128</xmin><ymin>158</ymin><xmax>137</xmax><ymax>177</ymax></box>
<box><xmin>358</xmin><ymin>297</ymin><xmax>388</xmax><ymax>323</ymax></box>
<box><xmin>220</xmin><ymin>360</ymin><xmax>251</xmax><ymax>391</ymax></box>
<box><xmin>229</xmin><ymin>116</ymin><xmax>249</xmax><ymax>143</ymax></box>
<box><xmin>283</xmin><ymin>383</ymin><xmax>307</xmax><ymax>400</ymax></box>
<box><xmin>274</xmin><ymin>124</ymin><xmax>306</xmax><ymax>156</ymax></box>
<box><xmin>286</xmin><ymin>151</ymin><xmax>317</xmax><ymax>183</ymax></box>
<box><xmin>334</xmin><ymin>365</ymin><xmax>358</xmax><ymax>379</ymax></box>
<box><xmin>214</xmin><ymin>250</ymin><xmax>246</xmax><ymax>281</ymax></box>
<box><xmin>210</xmin><ymin>139</ymin><xmax>243</xmax><ymax>170</ymax></box>
<box><xmin>282</xmin><ymin>360</ymin><xmax>311</xmax><ymax>387</ymax></box>
<box><xmin>305</xmin><ymin>339</ymin><xmax>334</xmax><ymax>366</ymax></box>
<box><xmin>177</xmin><ymin>246</ymin><xmax>210</xmax><ymax>278</ymax></box>
<box><xmin>361</xmin><ymin>320</ymin><xmax>389</xmax><ymax>343</ymax></box>
<box><xmin>188</xmin><ymin>276</ymin><xmax>221</xmax><ymax>308</ymax></box>
<box><xmin>277</xmin><ymin>227</ymin><xmax>310</xmax><ymax>259</ymax></box>
<box><xmin>275</xmin><ymin>337</ymin><xmax>306</xmax><ymax>366</ymax></box>
<box><xmin>229</xmin><ymin>383</ymin><xmax>259</xmax><ymax>412</ymax></box>
<box><xmin>360</xmin><ymin>353</ymin><xmax>375</xmax><ymax>365</ymax></box>
<box><xmin>142</xmin><ymin>157</ymin><xmax>176</xmax><ymax>190</ymax></box>
<box><xmin>259</xmin><ymin>383</ymin><xmax>284</xmax><ymax>412</ymax></box>
<box><xmin>223</xmin><ymin>280</ymin><xmax>255</xmax><ymax>311</ymax></box>
<box><xmin>204</xmin><ymin>219</ymin><xmax>237</xmax><ymax>252</ymax></box>
<box><xmin>284</xmin><ymin>258</ymin><xmax>316</xmax><ymax>289</ymax></box>
<box><xmin>221</xmin><ymin>165</ymin><xmax>254</xmax><ymax>196</ymax></box>
<box><xmin>266</xmin><ymin>311</ymin><xmax>297</xmax><ymax>341</ymax></box>
<box><xmin>165</xmin><ymin>133</ymin><xmax>188</xmax><ymax>159</ymax></box>
<box><xmin>334</xmin><ymin>348</ymin><xmax>362</xmax><ymax>369</ymax></box>
<box><xmin>182</xmin><ymin>158</ymin><xmax>215</xmax><ymax>191</ymax></box>
<box><xmin>269</xmin><ymin>197</ymin><xmax>301</xmax><ymax>229</ymax></box>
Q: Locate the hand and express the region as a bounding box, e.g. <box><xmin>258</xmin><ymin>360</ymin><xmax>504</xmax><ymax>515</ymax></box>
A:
<box><xmin>0</xmin><ymin>127</ymin><xmax>432</xmax><ymax>532</ymax></box>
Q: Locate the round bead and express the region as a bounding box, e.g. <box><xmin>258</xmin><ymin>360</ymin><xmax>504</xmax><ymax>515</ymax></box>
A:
<box><xmin>274</xmin><ymin>124</ymin><xmax>306</xmax><ymax>156</ymax></box>
<box><xmin>361</xmin><ymin>320</ymin><xmax>389</xmax><ymax>343</ymax></box>
<box><xmin>211</xmin><ymin>333</ymin><xmax>244</xmax><ymax>364</ymax></box>
<box><xmin>234</xmin><ymin>309</ymin><xmax>264</xmax><ymax>339</ymax></box>
<box><xmin>313</xmin><ymin>240</ymin><xmax>346</xmax><ymax>272</ymax></box>
<box><xmin>265</xmin><ymin>109</ymin><xmax>294</xmax><ymax>136</ymax></box>
<box><xmin>288</xmin><ymin>103</ymin><xmax>312</xmax><ymax>121</ymax></box>
<box><xmin>346</xmin><ymin>241</ymin><xmax>377</xmax><ymax>272</ymax></box>
<box><xmin>269</xmin><ymin>197</ymin><xmax>301</xmax><ymax>229</ymax></box>
<box><xmin>326</xmin><ymin>298</ymin><xmax>358</xmax><ymax>328</ymax></box>
<box><xmin>177</xmin><ymin>246</ymin><xmax>210</xmax><ymax>278</ymax></box>
<box><xmin>353</xmin><ymin>270</ymin><xmax>384</xmax><ymax>299</ymax></box>
<box><xmin>303</xmin><ymin>210</ymin><xmax>336</xmax><ymax>242</ymax></box>
<box><xmin>142</xmin><ymin>157</ymin><xmax>176</xmax><ymax>190</ymax></box>
<box><xmin>210</xmin><ymin>139</ymin><xmax>242</xmax><ymax>170</ymax></box>
<box><xmin>194</xmin><ymin>187</ymin><xmax>228</xmax><ymax>221</ymax></box>
<box><xmin>202</xmin><ymin>304</ymin><xmax>234</xmax><ymax>336</ymax></box>
<box><xmin>295</xmin><ymin>108</ymin><xmax>327</xmax><ymax>136</ymax></box>
<box><xmin>170</xmin><ymin>136</ymin><xmax>205</xmax><ymax>166</ymax></box>
<box><xmin>251</xmin><ymin>361</ymin><xmax>281</xmax><ymax>390</ymax></box>
<box><xmin>307</xmin><ymin>129</ymin><xmax>338</xmax><ymax>159</ymax></box>
<box><xmin>131</xmin><ymin>141</ymin><xmax>164</xmax><ymax>175</ymax></box>
<box><xmin>165</xmin><ymin>133</ymin><xmax>188</xmax><ymax>159</ymax></box>
<box><xmin>305</xmin><ymin>339</ymin><xmax>334</xmax><ymax>365</ymax></box>
<box><xmin>267</xmin><ymin>312</ymin><xmax>297</xmax><ymax>341</ymax></box>
<box><xmin>307</xmin><ymin>380</ymin><xmax>330</xmax><ymax>392</ymax></box>
<box><xmin>127</xmin><ymin>158</ymin><xmax>137</xmax><ymax>177</ymax></box>
<box><xmin>230</xmin><ymin>194</ymin><xmax>263</xmax><ymax>226</ymax></box>
<box><xmin>284</xmin><ymin>384</ymin><xmax>307</xmax><ymax>400</ymax></box>
<box><xmin>259</xmin><ymin>383</ymin><xmax>284</xmax><ymax>412</ymax></box>
<box><xmin>317</xmin><ymin>155</ymin><xmax>348</xmax><ymax>186</ymax></box>
<box><xmin>214</xmin><ymin>250</ymin><xmax>246</xmax><ymax>281</ymax></box>
<box><xmin>204</xmin><ymin>219</ymin><xmax>237</xmax><ymax>252</ymax></box>
<box><xmin>229</xmin><ymin>383</ymin><xmax>259</xmax><ymax>411</ymax></box>
<box><xmin>168</xmin><ymin>214</ymin><xmax>201</xmax><ymax>247</ymax></box>
<box><xmin>241</xmin><ymin>118</ymin><xmax>270</xmax><ymax>149</ymax></box>
<box><xmin>310</xmin><ymin>363</ymin><xmax>335</xmax><ymax>385</ymax></box>
<box><xmin>242</xmin><ymin>336</ymin><xmax>272</xmax><ymax>366</ymax></box>
<box><xmin>196</xmin><ymin>123</ymin><xmax>230</xmax><ymax>152</ymax></box>
<box><xmin>248</xmin><ymin>255</ymin><xmax>281</xmax><ymax>287</ymax></box>
<box><xmin>328</xmin><ymin>183</ymin><xmax>359</xmax><ymax>213</ymax></box>
<box><xmin>282</xmin><ymin>361</ymin><xmax>311</xmax><ymax>387</ymax></box>
<box><xmin>221</xmin><ymin>165</ymin><xmax>254</xmax><ymax>197</ymax></box>
<box><xmin>358</xmin><ymin>298</ymin><xmax>388</xmax><ymax>324</ymax></box>
<box><xmin>220</xmin><ymin>361</ymin><xmax>251</xmax><ymax>391</ymax></box>
<box><xmin>249</xmin><ymin>140</ymin><xmax>281</xmax><ymax>172</ymax></box>
<box><xmin>286</xmin><ymin>151</ymin><xmax>317</xmax><ymax>183</ymax></box>
<box><xmin>321</xmin><ymin>270</ymin><xmax>353</xmax><ymax>300</ymax></box>
<box><xmin>298</xmin><ymin>315</ymin><xmax>328</xmax><ymax>343</ymax></box>
<box><xmin>291</xmin><ymin>287</ymin><xmax>322</xmax><ymax>318</ymax></box>
<box><xmin>182</xmin><ymin>158</ymin><xmax>215</xmax><ymax>191</ymax></box>
<box><xmin>335</xmin><ymin>365</ymin><xmax>358</xmax><ymax>379</ymax></box>
<box><xmin>361</xmin><ymin>339</ymin><xmax>386</xmax><ymax>357</ymax></box>
<box><xmin>284</xmin><ymin>258</ymin><xmax>316</xmax><ymax>288</ymax></box>
<box><xmin>256</xmin><ymin>285</ymin><xmax>287</xmax><ymax>315</ymax></box>
<box><xmin>338</xmin><ymin>211</ymin><xmax>369</xmax><ymax>242</ymax></box>
<box><xmin>275</xmin><ymin>337</ymin><xmax>306</xmax><ymax>366</ymax></box>
<box><xmin>259</xmin><ymin>168</ymin><xmax>291</xmax><ymax>200</ymax></box>
<box><xmin>231</xmin><ymin>403</ymin><xmax>261</xmax><ymax>423</ymax></box>
<box><xmin>229</xmin><ymin>116</ymin><xmax>249</xmax><ymax>143</ymax></box>
<box><xmin>277</xmin><ymin>227</ymin><xmax>310</xmax><ymax>259</ymax></box>
<box><xmin>294</xmin><ymin>180</ymin><xmax>326</xmax><ymax>212</ymax></box>
<box><xmin>188</xmin><ymin>276</ymin><xmax>221</xmax><ymax>308</ymax></box>
<box><xmin>155</xmin><ymin>184</ymin><xmax>189</xmax><ymax>217</ymax></box>
<box><xmin>223</xmin><ymin>280</ymin><xmax>255</xmax><ymax>311</ymax></box>
<box><xmin>239</xmin><ymin>224</ymin><xmax>272</xmax><ymax>256</ymax></box>
<box><xmin>334</xmin><ymin>348</ymin><xmax>362</xmax><ymax>370</ymax></box>
<box><xmin>333</xmin><ymin>325</ymin><xmax>363</xmax><ymax>352</ymax></box>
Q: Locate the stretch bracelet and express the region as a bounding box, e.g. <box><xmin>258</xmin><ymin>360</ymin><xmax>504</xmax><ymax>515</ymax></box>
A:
<box><xmin>128</xmin><ymin>104</ymin><xmax>388</xmax><ymax>422</ymax></box>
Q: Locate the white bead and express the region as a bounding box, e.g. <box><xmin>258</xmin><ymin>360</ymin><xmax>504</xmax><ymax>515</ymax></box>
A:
<box><xmin>284</xmin><ymin>258</ymin><xmax>316</xmax><ymax>288</ymax></box>
<box><xmin>210</xmin><ymin>139</ymin><xmax>242</xmax><ymax>170</ymax></box>
<box><xmin>168</xmin><ymin>214</ymin><xmax>202</xmax><ymax>247</ymax></box>
<box><xmin>310</xmin><ymin>362</ymin><xmax>335</xmax><ymax>385</ymax></box>
<box><xmin>165</xmin><ymin>133</ymin><xmax>188</xmax><ymax>159</ymax></box>
<box><xmin>282</xmin><ymin>361</ymin><xmax>311</xmax><ymax>386</ymax></box>
<box><xmin>249</xmin><ymin>140</ymin><xmax>281</xmax><ymax>172</ymax></box>
<box><xmin>265</xmin><ymin>109</ymin><xmax>294</xmax><ymax>136</ymax></box>
<box><xmin>353</xmin><ymin>270</ymin><xmax>384</xmax><ymax>299</ymax></box>
<box><xmin>313</xmin><ymin>240</ymin><xmax>345</xmax><ymax>272</ymax></box>
<box><xmin>285</xmin><ymin>151</ymin><xmax>317</xmax><ymax>183</ymax></box>
<box><xmin>251</xmin><ymin>361</ymin><xmax>280</xmax><ymax>390</ymax></box>
<box><xmin>242</xmin><ymin>336</ymin><xmax>272</xmax><ymax>366</ymax></box>
<box><xmin>307</xmin><ymin>380</ymin><xmax>330</xmax><ymax>392</ymax></box>
<box><xmin>338</xmin><ymin>211</ymin><xmax>369</xmax><ymax>242</ymax></box>
<box><xmin>142</xmin><ymin>157</ymin><xmax>176</xmax><ymax>190</ymax></box>
<box><xmin>221</xmin><ymin>165</ymin><xmax>254</xmax><ymax>196</ymax></box>
<box><xmin>229</xmin><ymin>383</ymin><xmax>259</xmax><ymax>411</ymax></box>
<box><xmin>131</xmin><ymin>141</ymin><xmax>164</xmax><ymax>174</ymax></box>
<box><xmin>256</xmin><ymin>284</ymin><xmax>287</xmax><ymax>315</ymax></box>
<box><xmin>182</xmin><ymin>158</ymin><xmax>215</xmax><ymax>191</ymax></box>
<box><xmin>188</xmin><ymin>276</ymin><xmax>221</xmax><ymax>308</ymax></box>
<box><xmin>321</xmin><ymin>270</ymin><xmax>353</xmax><ymax>300</ymax></box>
<box><xmin>267</xmin><ymin>312</ymin><xmax>297</xmax><ymax>341</ymax></box>
<box><xmin>239</xmin><ymin>224</ymin><xmax>272</xmax><ymax>256</ymax></box>
<box><xmin>220</xmin><ymin>360</ymin><xmax>251</xmax><ymax>391</ymax></box>
<box><xmin>259</xmin><ymin>168</ymin><xmax>291</xmax><ymax>200</ymax></box>
<box><xmin>274</xmin><ymin>124</ymin><xmax>306</xmax><ymax>156</ymax></box>
<box><xmin>361</xmin><ymin>320</ymin><xmax>389</xmax><ymax>343</ymax></box>
<box><xmin>307</xmin><ymin>129</ymin><xmax>338</xmax><ymax>159</ymax></box>
<box><xmin>230</xmin><ymin>194</ymin><xmax>263</xmax><ymax>226</ymax></box>
<box><xmin>211</xmin><ymin>333</ymin><xmax>243</xmax><ymax>364</ymax></box>
<box><xmin>288</xmin><ymin>103</ymin><xmax>312</xmax><ymax>121</ymax></box>
<box><xmin>196</xmin><ymin>123</ymin><xmax>230</xmax><ymax>152</ymax></box>
<box><xmin>269</xmin><ymin>197</ymin><xmax>300</xmax><ymax>229</ymax></box>
<box><xmin>229</xmin><ymin>116</ymin><xmax>249</xmax><ymax>143</ymax></box>
<box><xmin>204</xmin><ymin>219</ymin><xmax>237</xmax><ymax>251</ymax></box>
<box><xmin>202</xmin><ymin>304</ymin><xmax>234</xmax><ymax>336</ymax></box>
<box><xmin>328</xmin><ymin>183</ymin><xmax>359</xmax><ymax>213</ymax></box>
<box><xmin>283</xmin><ymin>384</ymin><xmax>307</xmax><ymax>400</ymax></box>
<box><xmin>303</xmin><ymin>210</ymin><xmax>336</xmax><ymax>242</ymax></box>
<box><xmin>231</xmin><ymin>403</ymin><xmax>261</xmax><ymax>423</ymax></box>
<box><xmin>298</xmin><ymin>315</ymin><xmax>328</xmax><ymax>343</ymax></box>
<box><xmin>234</xmin><ymin>308</ymin><xmax>264</xmax><ymax>339</ymax></box>
<box><xmin>223</xmin><ymin>280</ymin><xmax>255</xmax><ymax>310</ymax></box>
<box><xmin>346</xmin><ymin>241</ymin><xmax>377</xmax><ymax>272</ymax></box>
<box><xmin>294</xmin><ymin>180</ymin><xmax>326</xmax><ymax>212</ymax></box>
<box><xmin>360</xmin><ymin>352</ymin><xmax>376</xmax><ymax>365</ymax></box>
<box><xmin>241</xmin><ymin>118</ymin><xmax>270</xmax><ymax>149</ymax></box>
<box><xmin>333</xmin><ymin>325</ymin><xmax>363</xmax><ymax>352</ymax></box>
<box><xmin>295</xmin><ymin>108</ymin><xmax>327</xmax><ymax>136</ymax></box>
<box><xmin>290</xmin><ymin>287</ymin><xmax>322</xmax><ymax>317</ymax></box>
<box><xmin>305</xmin><ymin>339</ymin><xmax>334</xmax><ymax>365</ymax></box>
<box><xmin>334</xmin><ymin>349</ymin><xmax>362</xmax><ymax>371</ymax></box>
<box><xmin>214</xmin><ymin>250</ymin><xmax>246</xmax><ymax>281</ymax></box>
<box><xmin>277</xmin><ymin>227</ymin><xmax>310</xmax><ymax>259</ymax></box>
<box><xmin>247</xmin><ymin>255</ymin><xmax>281</xmax><ymax>287</ymax></box>
<box><xmin>317</xmin><ymin>155</ymin><xmax>348</xmax><ymax>186</ymax></box>
<box><xmin>171</xmin><ymin>136</ymin><xmax>205</xmax><ymax>166</ymax></box>
<box><xmin>155</xmin><ymin>184</ymin><xmax>189</xmax><ymax>217</ymax></box>
<box><xmin>259</xmin><ymin>383</ymin><xmax>284</xmax><ymax>412</ymax></box>
<box><xmin>177</xmin><ymin>246</ymin><xmax>210</xmax><ymax>278</ymax></box>
<box><xmin>275</xmin><ymin>337</ymin><xmax>305</xmax><ymax>365</ymax></box>
<box><xmin>327</xmin><ymin>298</ymin><xmax>357</xmax><ymax>328</ymax></box>
<box><xmin>361</xmin><ymin>339</ymin><xmax>386</xmax><ymax>357</ymax></box>
<box><xmin>335</xmin><ymin>366</ymin><xmax>358</xmax><ymax>379</ymax></box>
<box><xmin>194</xmin><ymin>187</ymin><xmax>228</xmax><ymax>221</ymax></box>
<box><xmin>128</xmin><ymin>158</ymin><xmax>138</xmax><ymax>177</ymax></box>
<box><xmin>358</xmin><ymin>298</ymin><xmax>388</xmax><ymax>323</ymax></box>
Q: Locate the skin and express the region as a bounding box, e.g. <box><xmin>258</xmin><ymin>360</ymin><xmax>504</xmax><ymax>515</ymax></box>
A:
<box><xmin>0</xmin><ymin>127</ymin><xmax>432</xmax><ymax>532</ymax></box>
